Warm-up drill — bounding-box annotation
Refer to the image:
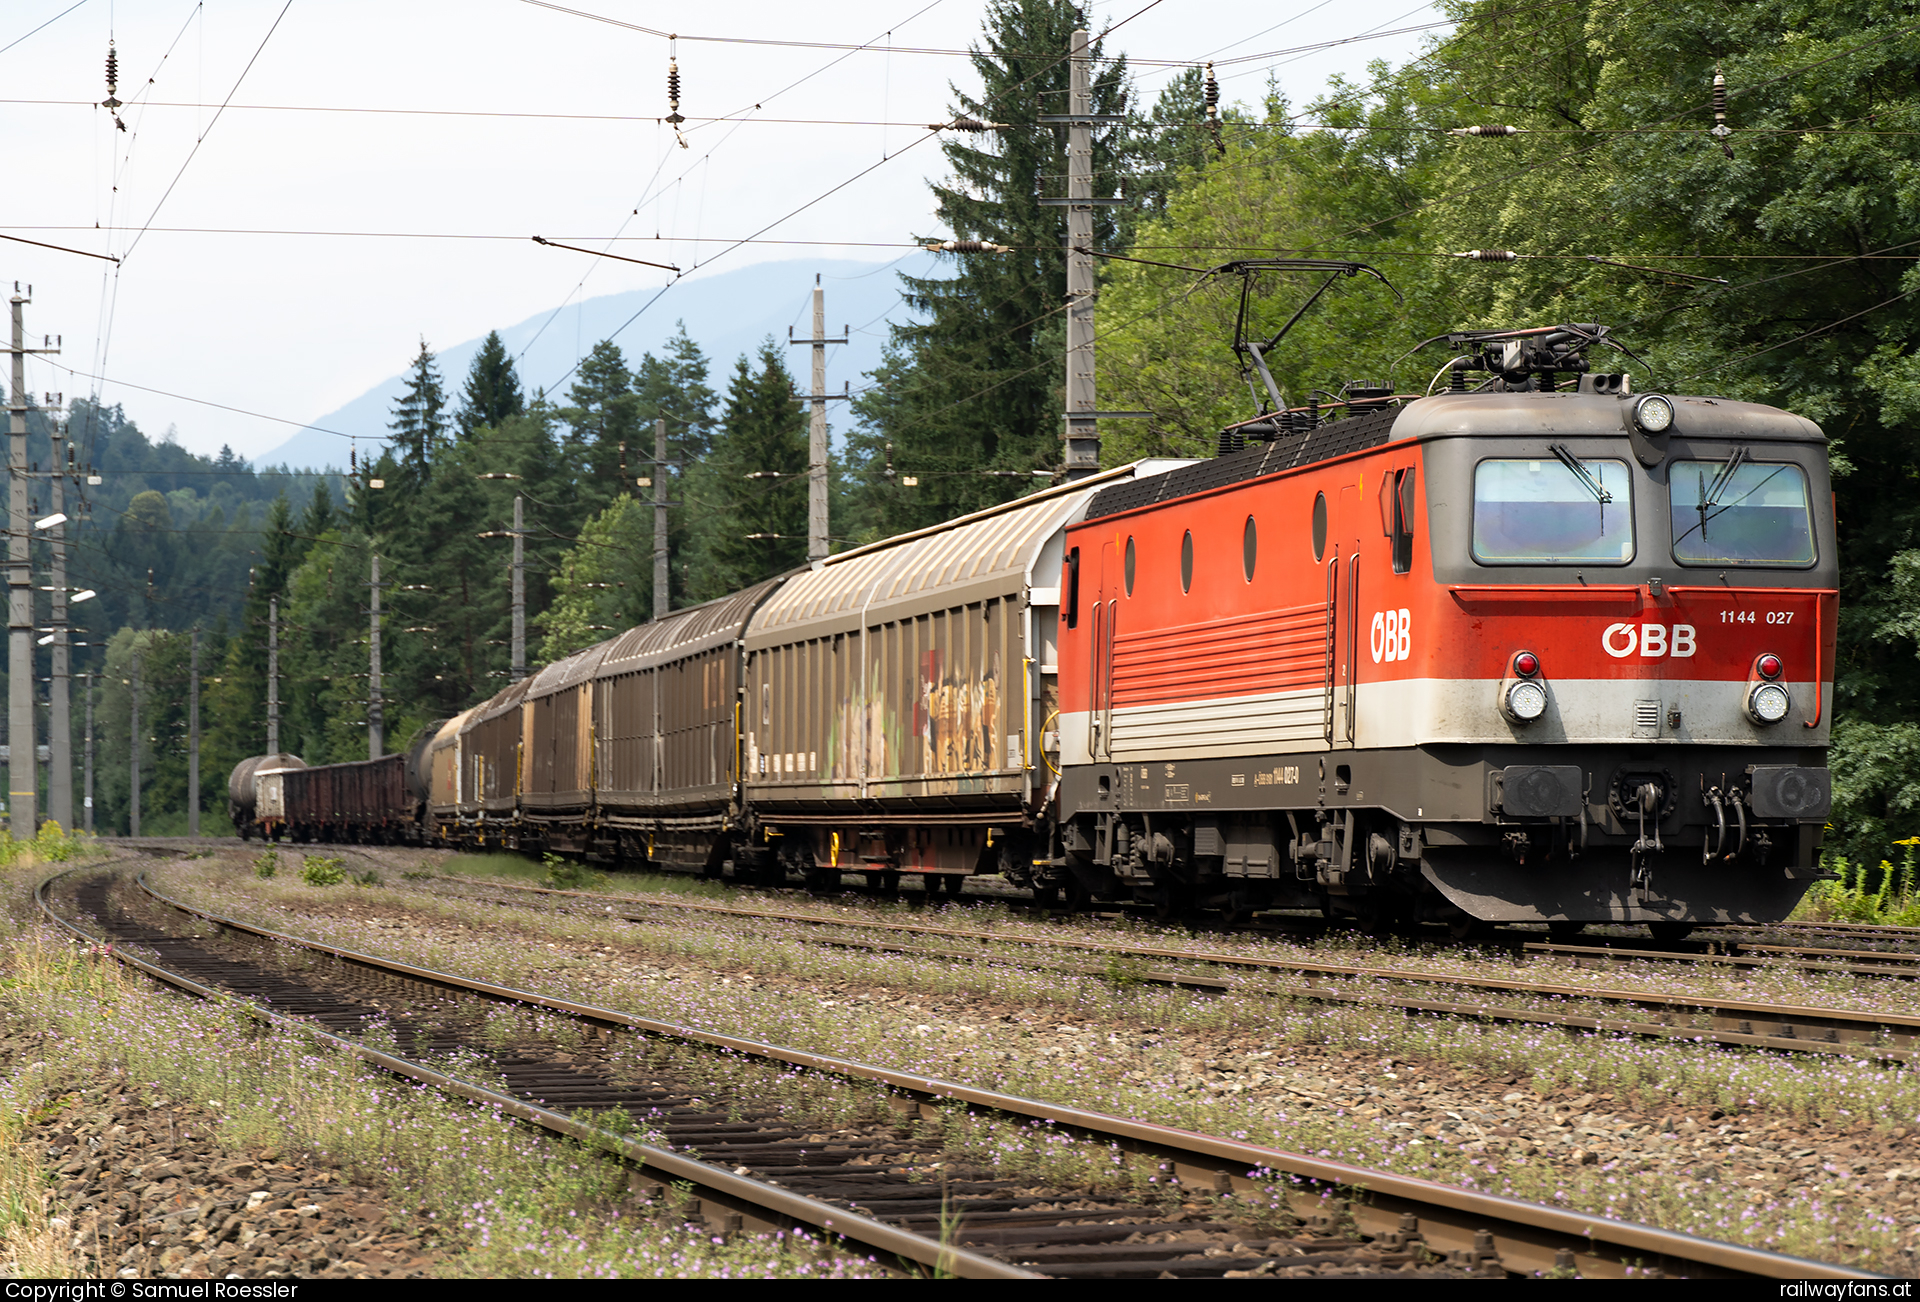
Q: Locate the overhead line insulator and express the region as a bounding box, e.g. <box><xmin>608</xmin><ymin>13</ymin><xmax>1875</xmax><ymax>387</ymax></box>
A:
<box><xmin>1204</xmin><ymin>63</ymin><xmax>1225</xmax><ymax>156</ymax></box>
<box><xmin>1454</xmin><ymin>249</ymin><xmax>1518</xmax><ymax>262</ymax></box>
<box><xmin>1449</xmin><ymin>124</ymin><xmax>1523</xmax><ymax>137</ymax></box>
<box><xmin>1710</xmin><ymin>66</ymin><xmax>1734</xmax><ymax>159</ymax></box>
<box><xmin>666</xmin><ymin>58</ymin><xmax>688</xmax><ymax>149</ymax></box>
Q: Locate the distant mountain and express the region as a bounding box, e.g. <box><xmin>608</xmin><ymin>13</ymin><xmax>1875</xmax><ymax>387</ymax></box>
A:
<box><xmin>262</xmin><ymin>255</ymin><xmax>938</xmax><ymax>471</ymax></box>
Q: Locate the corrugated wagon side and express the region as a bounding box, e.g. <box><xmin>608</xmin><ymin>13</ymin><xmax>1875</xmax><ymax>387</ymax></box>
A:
<box><xmin>590</xmin><ymin>578</ymin><xmax>788</xmax><ymax>871</ymax></box>
<box><xmin>737</xmin><ymin>466</ymin><xmax>1185</xmax><ymax>892</ymax></box>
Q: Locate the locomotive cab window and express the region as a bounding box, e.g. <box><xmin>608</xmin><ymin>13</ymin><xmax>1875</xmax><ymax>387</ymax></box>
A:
<box><xmin>1391</xmin><ymin>468</ymin><xmax>1415</xmax><ymax>574</ymax></box>
<box><xmin>1669</xmin><ymin>457</ymin><xmax>1815</xmax><ymax>567</ymax></box>
<box><xmin>1471</xmin><ymin>456</ymin><xmax>1634</xmax><ymax>565</ymax></box>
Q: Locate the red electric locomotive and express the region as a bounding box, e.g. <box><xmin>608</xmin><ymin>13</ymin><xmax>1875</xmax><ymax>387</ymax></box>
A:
<box><xmin>1052</xmin><ymin>322</ymin><xmax>1836</xmax><ymax>937</ymax></box>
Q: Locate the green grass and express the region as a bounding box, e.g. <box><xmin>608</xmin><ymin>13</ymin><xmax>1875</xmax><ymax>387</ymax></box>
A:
<box><xmin>443</xmin><ymin>850</ymin><xmax>736</xmax><ymax>902</ymax></box>
<box><xmin>0</xmin><ymin>933</ymin><xmax>886</xmax><ymax>1278</ymax></box>
<box><xmin>1797</xmin><ymin>841</ymin><xmax>1920</xmax><ymax>925</ymax></box>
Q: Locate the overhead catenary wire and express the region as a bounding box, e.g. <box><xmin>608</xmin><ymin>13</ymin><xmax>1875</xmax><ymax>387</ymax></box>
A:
<box><xmin>117</xmin><ymin>1</ymin><xmax>295</xmax><ymax>265</ymax></box>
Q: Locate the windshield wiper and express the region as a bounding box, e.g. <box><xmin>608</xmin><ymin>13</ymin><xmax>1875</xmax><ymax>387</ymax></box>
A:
<box><xmin>1550</xmin><ymin>443</ymin><xmax>1613</xmax><ymax>504</ymax></box>
<box><xmin>1700</xmin><ymin>445</ymin><xmax>1748</xmax><ymax>510</ymax></box>
<box><xmin>1696</xmin><ymin>445</ymin><xmax>1749</xmax><ymax>540</ymax></box>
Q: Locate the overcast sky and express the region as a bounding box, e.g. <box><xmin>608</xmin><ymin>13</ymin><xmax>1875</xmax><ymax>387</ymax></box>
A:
<box><xmin>6</xmin><ymin>0</ymin><xmax>1445</xmax><ymax>462</ymax></box>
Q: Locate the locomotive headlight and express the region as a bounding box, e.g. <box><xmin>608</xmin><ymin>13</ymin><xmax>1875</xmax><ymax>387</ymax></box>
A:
<box><xmin>1633</xmin><ymin>394</ymin><xmax>1675</xmax><ymax>433</ymax></box>
<box><xmin>1747</xmin><ymin>681</ymin><xmax>1791</xmax><ymax>725</ymax></box>
<box><xmin>1504</xmin><ymin>678</ymin><xmax>1548</xmax><ymax>723</ymax></box>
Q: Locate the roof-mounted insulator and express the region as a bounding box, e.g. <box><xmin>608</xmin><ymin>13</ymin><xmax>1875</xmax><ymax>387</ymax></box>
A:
<box><xmin>1710</xmin><ymin>67</ymin><xmax>1733</xmax><ymax>159</ymax></box>
<box><xmin>102</xmin><ymin>40</ymin><xmax>125</xmax><ymax>131</ymax></box>
<box><xmin>1449</xmin><ymin>124</ymin><xmax>1522</xmax><ymax>137</ymax></box>
<box><xmin>925</xmin><ymin>240</ymin><xmax>1012</xmax><ymax>253</ymax></box>
<box><xmin>931</xmin><ymin>117</ymin><xmax>1009</xmax><ymax>132</ymax></box>
<box><xmin>1204</xmin><ymin>63</ymin><xmax>1225</xmax><ymax>156</ymax></box>
<box><xmin>1454</xmin><ymin>249</ymin><xmax>1518</xmax><ymax>262</ymax></box>
<box><xmin>666</xmin><ymin>58</ymin><xmax>688</xmax><ymax>149</ymax></box>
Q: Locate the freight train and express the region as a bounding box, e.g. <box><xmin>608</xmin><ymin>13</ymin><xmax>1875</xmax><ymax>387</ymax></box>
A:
<box><xmin>229</xmin><ymin>320</ymin><xmax>1836</xmax><ymax>938</ymax></box>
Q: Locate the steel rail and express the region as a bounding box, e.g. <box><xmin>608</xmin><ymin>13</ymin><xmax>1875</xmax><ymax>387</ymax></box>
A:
<box><xmin>1523</xmin><ymin>938</ymin><xmax>1920</xmax><ymax>980</ymax></box>
<box><xmin>128</xmin><ymin>869</ymin><xmax>1881</xmax><ymax>1280</ymax></box>
<box><xmin>34</xmin><ymin>867</ymin><xmax>1037</xmax><ymax>1280</ymax></box>
<box><xmin>426</xmin><ymin>875</ymin><xmax>1920</xmax><ymax>1060</ymax></box>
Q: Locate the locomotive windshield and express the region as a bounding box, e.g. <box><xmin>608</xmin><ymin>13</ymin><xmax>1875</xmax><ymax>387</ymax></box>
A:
<box><xmin>1471</xmin><ymin>457</ymin><xmax>1634</xmax><ymax>564</ymax></box>
<box><xmin>1669</xmin><ymin>458</ymin><xmax>1816</xmax><ymax>567</ymax></box>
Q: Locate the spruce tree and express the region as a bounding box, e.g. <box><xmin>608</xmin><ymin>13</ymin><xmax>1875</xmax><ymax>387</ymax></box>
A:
<box><xmin>1123</xmin><ymin>66</ymin><xmax>1219</xmax><ymax>231</ymax></box>
<box><xmin>388</xmin><ymin>339</ymin><xmax>447</xmax><ymax>493</ymax></box>
<box><xmin>456</xmin><ymin>330</ymin><xmax>525</xmax><ymax>438</ymax></box>
<box><xmin>563</xmin><ymin>340</ymin><xmax>641</xmax><ymax>519</ymax></box>
<box><xmin>848</xmin><ymin>0</ymin><xmax>1127</xmax><ymax>530</ymax></box>
<box><xmin>300</xmin><ymin>480</ymin><xmax>337</xmax><ymax>538</ymax></box>
<box><xmin>633</xmin><ymin>323</ymin><xmax>719</xmax><ymax>610</ymax></box>
<box><xmin>686</xmin><ymin>342</ymin><xmax>808</xmax><ymax>600</ymax></box>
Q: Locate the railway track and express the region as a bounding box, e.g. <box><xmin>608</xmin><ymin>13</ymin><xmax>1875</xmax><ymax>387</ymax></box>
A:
<box><xmin>38</xmin><ymin>860</ymin><xmax>1879</xmax><ymax>1280</ymax></box>
<box><xmin>401</xmin><ymin>873</ymin><xmax>1920</xmax><ymax>1065</ymax></box>
<box><xmin>124</xmin><ymin>836</ymin><xmax>1920</xmax><ymax>965</ymax></box>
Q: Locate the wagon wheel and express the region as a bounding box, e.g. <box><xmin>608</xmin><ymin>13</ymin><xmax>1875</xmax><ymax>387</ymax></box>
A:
<box><xmin>935</xmin><ymin>872</ymin><xmax>965</xmax><ymax>899</ymax></box>
<box><xmin>1152</xmin><ymin>885</ymin><xmax>1192</xmax><ymax>921</ymax></box>
<box><xmin>1447</xmin><ymin>915</ymin><xmax>1493</xmax><ymax>942</ymax></box>
<box><xmin>1063</xmin><ymin>879</ymin><xmax>1092</xmax><ymax>914</ymax></box>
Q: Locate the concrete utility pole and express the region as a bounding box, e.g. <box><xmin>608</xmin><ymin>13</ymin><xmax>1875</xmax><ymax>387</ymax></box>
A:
<box><xmin>47</xmin><ymin>415</ymin><xmax>71</xmax><ymax>829</ymax></box>
<box><xmin>82</xmin><ymin>669</ymin><xmax>93</xmax><ymax>833</ymax></box>
<box><xmin>188</xmin><ymin>627</ymin><xmax>200</xmax><ymax>836</ymax></box>
<box><xmin>510</xmin><ymin>495</ymin><xmax>525</xmax><ymax>681</ymax></box>
<box><xmin>7</xmin><ymin>287</ymin><xmax>56</xmax><ymax>833</ymax></box>
<box><xmin>1061</xmin><ymin>28</ymin><xmax>1099</xmax><ymax>481</ymax></box>
<box><xmin>653</xmin><ymin>418</ymin><xmax>669</xmax><ymax>620</ymax></box>
<box><xmin>368</xmin><ymin>552</ymin><xmax>383</xmax><ymax>758</ymax></box>
<box><xmin>267</xmin><ymin>595</ymin><xmax>280</xmax><ymax>754</ymax></box>
<box><xmin>789</xmin><ymin>278</ymin><xmax>847</xmax><ymax>562</ymax></box>
<box><xmin>128</xmin><ymin>650</ymin><xmax>140</xmax><ymax>837</ymax></box>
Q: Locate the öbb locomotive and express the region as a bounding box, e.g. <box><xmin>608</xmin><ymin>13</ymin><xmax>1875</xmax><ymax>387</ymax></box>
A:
<box><xmin>231</xmin><ymin>323</ymin><xmax>1836</xmax><ymax>936</ymax></box>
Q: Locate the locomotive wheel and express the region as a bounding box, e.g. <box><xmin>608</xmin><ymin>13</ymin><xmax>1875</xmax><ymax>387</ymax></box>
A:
<box><xmin>1547</xmin><ymin>921</ymin><xmax>1587</xmax><ymax>943</ymax></box>
<box><xmin>1646</xmin><ymin>921</ymin><xmax>1694</xmax><ymax>944</ymax></box>
<box><xmin>1032</xmin><ymin>885</ymin><xmax>1060</xmax><ymax>909</ymax></box>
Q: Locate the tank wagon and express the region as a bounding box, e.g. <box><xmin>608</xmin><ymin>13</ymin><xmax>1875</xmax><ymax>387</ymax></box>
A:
<box><xmin>231</xmin><ymin>317</ymin><xmax>1836</xmax><ymax>936</ymax></box>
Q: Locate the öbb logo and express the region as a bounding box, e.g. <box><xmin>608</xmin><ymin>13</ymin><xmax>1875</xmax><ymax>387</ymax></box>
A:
<box><xmin>1370</xmin><ymin>609</ymin><xmax>1411</xmax><ymax>663</ymax></box>
<box><xmin>1602</xmin><ymin>623</ymin><xmax>1698</xmax><ymax>658</ymax></box>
